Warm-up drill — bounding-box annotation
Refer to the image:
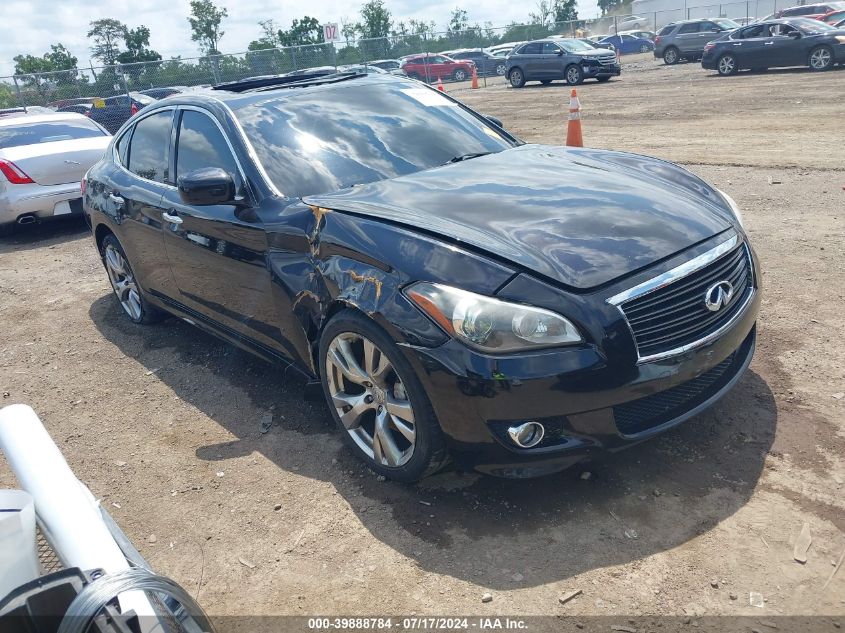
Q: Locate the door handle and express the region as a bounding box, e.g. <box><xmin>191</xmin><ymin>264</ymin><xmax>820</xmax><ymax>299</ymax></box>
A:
<box><xmin>161</xmin><ymin>211</ymin><xmax>182</xmax><ymax>225</ymax></box>
<box><xmin>764</xmin><ymin>41</ymin><xmax>774</xmax><ymax>45</ymax></box>
<box><xmin>108</xmin><ymin>193</ymin><xmax>124</xmax><ymax>205</ymax></box>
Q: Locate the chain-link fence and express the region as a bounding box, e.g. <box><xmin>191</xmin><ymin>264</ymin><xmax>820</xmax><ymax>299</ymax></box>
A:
<box><xmin>0</xmin><ymin>2</ymin><xmax>801</xmax><ymax>129</ymax></box>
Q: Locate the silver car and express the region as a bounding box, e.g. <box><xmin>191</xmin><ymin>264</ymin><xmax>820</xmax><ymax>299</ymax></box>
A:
<box><xmin>0</xmin><ymin>112</ymin><xmax>110</xmax><ymax>234</ymax></box>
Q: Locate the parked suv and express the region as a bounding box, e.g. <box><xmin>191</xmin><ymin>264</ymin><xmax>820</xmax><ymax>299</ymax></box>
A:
<box><xmin>506</xmin><ymin>38</ymin><xmax>621</xmax><ymax>87</ymax></box>
<box><xmin>654</xmin><ymin>18</ymin><xmax>741</xmax><ymax>64</ymax></box>
<box><xmin>400</xmin><ymin>54</ymin><xmax>475</xmax><ymax>82</ymax></box>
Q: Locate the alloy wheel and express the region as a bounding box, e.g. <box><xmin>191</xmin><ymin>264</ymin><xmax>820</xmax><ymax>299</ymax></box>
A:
<box><xmin>640</xmin><ymin>44</ymin><xmax>650</xmax><ymax>53</ymax></box>
<box><xmin>454</xmin><ymin>69</ymin><xmax>467</xmax><ymax>81</ymax></box>
<box><xmin>718</xmin><ymin>55</ymin><xmax>736</xmax><ymax>75</ymax></box>
<box><xmin>104</xmin><ymin>244</ymin><xmax>142</xmax><ymax>321</ymax></box>
<box><xmin>325</xmin><ymin>332</ymin><xmax>416</xmax><ymax>468</ymax></box>
<box><xmin>566</xmin><ymin>66</ymin><xmax>582</xmax><ymax>85</ymax></box>
<box><xmin>496</xmin><ymin>63</ymin><xmax>506</xmax><ymax>76</ymax></box>
<box><xmin>664</xmin><ymin>48</ymin><xmax>678</xmax><ymax>64</ymax></box>
<box><xmin>509</xmin><ymin>69</ymin><xmax>523</xmax><ymax>87</ymax></box>
<box><xmin>809</xmin><ymin>47</ymin><xmax>832</xmax><ymax>70</ymax></box>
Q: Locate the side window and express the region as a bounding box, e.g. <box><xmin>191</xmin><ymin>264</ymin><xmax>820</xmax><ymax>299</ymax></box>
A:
<box><xmin>523</xmin><ymin>43</ymin><xmax>542</xmax><ymax>54</ymax></box>
<box><xmin>542</xmin><ymin>42</ymin><xmax>561</xmax><ymax>53</ymax></box>
<box><xmin>115</xmin><ymin>128</ymin><xmax>131</xmax><ymax>166</ymax></box>
<box><xmin>127</xmin><ymin>110</ymin><xmax>172</xmax><ymax>183</ymax></box>
<box><xmin>658</xmin><ymin>24</ymin><xmax>676</xmax><ymax>35</ymax></box>
<box><xmin>700</xmin><ymin>21</ymin><xmax>718</xmax><ymax>31</ymax></box>
<box><xmin>175</xmin><ymin>110</ymin><xmax>242</xmax><ymax>193</ymax></box>
<box><xmin>678</xmin><ymin>22</ymin><xmax>700</xmax><ymax>33</ymax></box>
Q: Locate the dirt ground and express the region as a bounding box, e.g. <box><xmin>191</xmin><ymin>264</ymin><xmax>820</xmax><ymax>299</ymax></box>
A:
<box><xmin>1</xmin><ymin>55</ymin><xmax>844</xmax><ymax>623</ymax></box>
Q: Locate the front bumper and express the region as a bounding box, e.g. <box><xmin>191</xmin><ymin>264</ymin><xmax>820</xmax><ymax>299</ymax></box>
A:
<box><xmin>404</xmin><ymin>286</ymin><xmax>760</xmax><ymax>478</ymax></box>
<box><xmin>584</xmin><ymin>62</ymin><xmax>621</xmax><ymax>77</ymax></box>
<box><xmin>0</xmin><ymin>182</ymin><xmax>84</xmax><ymax>225</ymax></box>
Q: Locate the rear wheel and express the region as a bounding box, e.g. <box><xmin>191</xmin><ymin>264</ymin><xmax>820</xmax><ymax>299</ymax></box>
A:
<box><xmin>663</xmin><ymin>46</ymin><xmax>680</xmax><ymax>65</ymax></box>
<box><xmin>717</xmin><ymin>53</ymin><xmax>738</xmax><ymax>76</ymax></box>
<box><xmin>319</xmin><ymin>311</ymin><xmax>448</xmax><ymax>482</ymax></box>
<box><xmin>101</xmin><ymin>234</ymin><xmax>164</xmax><ymax>324</ymax></box>
<box><xmin>508</xmin><ymin>67</ymin><xmax>526</xmax><ymax>88</ymax></box>
<box><xmin>565</xmin><ymin>64</ymin><xmax>584</xmax><ymax>85</ymax></box>
<box><xmin>808</xmin><ymin>45</ymin><xmax>833</xmax><ymax>71</ymax></box>
<box><xmin>495</xmin><ymin>63</ymin><xmax>506</xmax><ymax>76</ymax></box>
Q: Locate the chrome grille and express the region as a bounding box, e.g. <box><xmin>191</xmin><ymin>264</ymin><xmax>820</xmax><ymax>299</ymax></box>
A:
<box><xmin>613</xmin><ymin>238</ymin><xmax>753</xmax><ymax>361</ymax></box>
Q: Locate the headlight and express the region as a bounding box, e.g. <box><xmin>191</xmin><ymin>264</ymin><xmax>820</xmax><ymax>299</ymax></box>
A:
<box><xmin>715</xmin><ymin>187</ymin><xmax>745</xmax><ymax>228</ymax></box>
<box><xmin>835</xmin><ymin>35</ymin><xmax>845</xmax><ymax>43</ymax></box>
<box><xmin>405</xmin><ymin>283</ymin><xmax>583</xmax><ymax>353</ymax></box>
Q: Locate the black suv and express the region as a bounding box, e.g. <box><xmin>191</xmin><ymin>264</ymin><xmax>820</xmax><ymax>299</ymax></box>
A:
<box><xmin>83</xmin><ymin>72</ymin><xmax>759</xmax><ymax>481</ymax></box>
<box><xmin>506</xmin><ymin>38</ymin><xmax>620</xmax><ymax>86</ymax></box>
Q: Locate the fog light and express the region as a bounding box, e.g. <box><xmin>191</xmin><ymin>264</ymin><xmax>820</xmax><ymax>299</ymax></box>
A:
<box><xmin>507</xmin><ymin>421</ymin><xmax>545</xmax><ymax>448</ymax></box>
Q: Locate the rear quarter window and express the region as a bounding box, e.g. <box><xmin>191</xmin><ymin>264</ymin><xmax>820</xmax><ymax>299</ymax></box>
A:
<box><xmin>658</xmin><ymin>24</ymin><xmax>677</xmax><ymax>35</ymax></box>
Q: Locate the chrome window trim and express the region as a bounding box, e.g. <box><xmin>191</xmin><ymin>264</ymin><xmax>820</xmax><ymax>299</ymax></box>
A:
<box><xmin>111</xmin><ymin>106</ymin><xmax>178</xmax><ymax>191</ymax></box>
<box><xmin>606</xmin><ymin>234</ymin><xmax>739</xmax><ymax>306</ymax></box>
<box><xmin>606</xmin><ymin>234</ymin><xmax>756</xmax><ymax>364</ymax></box>
<box><xmin>205</xmin><ymin>96</ymin><xmax>283</xmax><ymax>197</ymax></box>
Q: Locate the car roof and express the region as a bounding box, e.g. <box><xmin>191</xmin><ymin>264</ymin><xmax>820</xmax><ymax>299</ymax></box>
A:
<box><xmin>158</xmin><ymin>73</ymin><xmax>417</xmax><ymax>113</ymax></box>
<box><xmin>0</xmin><ymin>111</ymin><xmax>89</xmax><ymax>127</ymax></box>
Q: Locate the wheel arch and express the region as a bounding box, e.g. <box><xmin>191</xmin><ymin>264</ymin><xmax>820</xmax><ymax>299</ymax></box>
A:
<box><xmin>94</xmin><ymin>222</ymin><xmax>115</xmax><ymax>254</ymax></box>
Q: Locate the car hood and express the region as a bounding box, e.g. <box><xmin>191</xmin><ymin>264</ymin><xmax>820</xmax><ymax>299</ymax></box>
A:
<box><xmin>303</xmin><ymin>144</ymin><xmax>734</xmax><ymax>290</ymax></box>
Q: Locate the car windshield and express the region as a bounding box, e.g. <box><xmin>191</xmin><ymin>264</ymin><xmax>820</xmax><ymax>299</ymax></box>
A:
<box><xmin>715</xmin><ymin>18</ymin><xmax>741</xmax><ymax>28</ymax></box>
<box><xmin>234</xmin><ymin>80</ymin><xmax>516</xmax><ymax>198</ymax></box>
<box><xmin>0</xmin><ymin>118</ymin><xmax>106</xmax><ymax>149</ymax></box>
<box><xmin>793</xmin><ymin>17</ymin><xmax>836</xmax><ymax>31</ymax></box>
<box><xmin>558</xmin><ymin>39</ymin><xmax>597</xmax><ymax>52</ymax></box>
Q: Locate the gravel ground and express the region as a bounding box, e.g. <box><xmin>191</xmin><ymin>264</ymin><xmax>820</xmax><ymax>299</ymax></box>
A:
<box><xmin>1</xmin><ymin>55</ymin><xmax>843</xmax><ymax>623</ymax></box>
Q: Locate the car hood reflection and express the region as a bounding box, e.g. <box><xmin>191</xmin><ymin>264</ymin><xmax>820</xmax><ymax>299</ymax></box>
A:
<box><xmin>303</xmin><ymin>144</ymin><xmax>734</xmax><ymax>290</ymax></box>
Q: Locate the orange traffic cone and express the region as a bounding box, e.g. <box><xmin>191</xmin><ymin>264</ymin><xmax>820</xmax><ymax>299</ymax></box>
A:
<box><xmin>436</xmin><ymin>77</ymin><xmax>444</xmax><ymax>92</ymax></box>
<box><xmin>471</xmin><ymin>66</ymin><xmax>479</xmax><ymax>89</ymax></box>
<box><xmin>566</xmin><ymin>88</ymin><xmax>583</xmax><ymax>148</ymax></box>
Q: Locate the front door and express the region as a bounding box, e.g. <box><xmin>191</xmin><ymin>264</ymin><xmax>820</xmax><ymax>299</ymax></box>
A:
<box><xmin>106</xmin><ymin>108</ymin><xmax>178</xmax><ymax>299</ymax></box>
<box><xmin>160</xmin><ymin>107</ymin><xmax>278</xmax><ymax>351</ymax></box>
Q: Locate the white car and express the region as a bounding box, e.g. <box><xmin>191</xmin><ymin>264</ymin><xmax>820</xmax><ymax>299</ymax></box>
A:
<box><xmin>614</xmin><ymin>15</ymin><xmax>651</xmax><ymax>31</ymax></box>
<box><xmin>0</xmin><ymin>112</ymin><xmax>110</xmax><ymax>235</ymax></box>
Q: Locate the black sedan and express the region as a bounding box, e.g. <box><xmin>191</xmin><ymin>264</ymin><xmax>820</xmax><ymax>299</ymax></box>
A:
<box><xmin>702</xmin><ymin>17</ymin><xmax>845</xmax><ymax>75</ymax></box>
<box><xmin>507</xmin><ymin>39</ymin><xmax>620</xmax><ymax>86</ymax></box>
<box><xmin>83</xmin><ymin>73</ymin><xmax>759</xmax><ymax>481</ymax></box>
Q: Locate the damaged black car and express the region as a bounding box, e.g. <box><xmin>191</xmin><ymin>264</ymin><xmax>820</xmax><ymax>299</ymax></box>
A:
<box><xmin>83</xmin><ymin>72</ymin><xmax>760</xmax><ymax>481</ymax></box>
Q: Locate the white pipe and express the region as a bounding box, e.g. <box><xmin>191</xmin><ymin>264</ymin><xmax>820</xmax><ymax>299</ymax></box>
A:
<box><xmin>0</xmin><ymin>404</ymin><xmax>153</xmax><ymax>618</ymax></box>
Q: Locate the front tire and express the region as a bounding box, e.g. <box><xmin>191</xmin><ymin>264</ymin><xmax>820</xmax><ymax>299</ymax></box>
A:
<box><xmin>717</xmin><ymin>53</ymin><xmax>738</xmax><ymax>76</ymax></box>
<box><xmin>565</xmin><ymin>64</ymin><xmax>584</xmax><ymax>85</ymax></box>
<box><xmin>319</xmin><ymin>310</ymin><xmax>448</xmax><ymax>482</ymax></box>
<box><xmin>508</xmin><ymin>67</ymin><xmax>526</xmax><ymax>88</ymax></box>
<box><xmin>101</xmin><ymin>234</ymin><xmax>164</xmax><ymax>324</ymax></box>
<box><xmin>808</xmin><ymin>45</ymin><xmax>833</xmax><ymax>71</ymax></box>
<box><xmin>495</xmin><ymin>63</ymin><xmax>506</xmax><ymax>76</ymax></box>
<box><xmin>663</xmin><ymin>46</ymin><xmax>680</xmax><ymax>65</ymax></box>
<box><xmin>453</xmin><ymin>68</ymin><xmax>468</xmax><ymax>82</ymax></box>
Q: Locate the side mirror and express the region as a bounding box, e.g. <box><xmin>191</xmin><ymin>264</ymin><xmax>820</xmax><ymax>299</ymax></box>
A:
<box><xmin>177</xmin><ymin>167</ymin><xmax>235</xmax><ymax>206</ymax></box>
<box><xmin>556</xmin><ymin>49</ymin><xmax>565</xmax><ymax>55</ymax></box>
<box><xmin>787</xmin><ymin>30</ymin><xmax>801</xmax><ymax>38</ymax></box>
<box><xmin>485</xmin><ymin>114</ymin><xmax>504</xmax><ymax>128</ymax></box>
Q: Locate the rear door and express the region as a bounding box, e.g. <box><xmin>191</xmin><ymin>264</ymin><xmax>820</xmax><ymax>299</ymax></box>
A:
<box><xmin>675</xmin><ymin>22</ymin><xmax>703</xmax><ymax>54</ymax></box>
<box><xmin>106</xmin><ymin>108</ymin><xmax>179</xmax><ymax>298</ymax></box>
<box><xmin>160</xmin><ymin>107</ymin><xmax>276</xmax><ymax>348</ymax></box>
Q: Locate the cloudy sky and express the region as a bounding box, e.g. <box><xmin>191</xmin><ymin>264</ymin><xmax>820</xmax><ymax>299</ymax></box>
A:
<box><xmin>1</xmin><ymin>0</ymin><xmax>601</xmax><ymax>76</ymax></box>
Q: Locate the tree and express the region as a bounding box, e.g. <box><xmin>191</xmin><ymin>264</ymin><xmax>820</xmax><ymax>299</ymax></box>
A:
<box><xmin>408</xmin><ymin>18</ymin><xmax>436</xmax><ymax>39</ymax></box>
<box><xmin>87</xmin><ymin>18</ymin><xmax>127</xmax><ymax>65</ymax></box>
<box><xmin>529</xmin><ymin>1</ymin><xmax>553</xmax><ymax>25</ymax></box>
<box><xmin>448</xmin><ymin>8</ymin><xmax>469</xmax><ymax>33</ymax></box>
<box><xmin>117</xmin><ymin>26</ymin><xmax>162</xmax><ymax>64</ymax></box>
<box><xmin>46</xmin><ymin>44</ymin><xmax>78</xmax><ymax>70</ymax></box>
<box><xmin>0</xmin><ymin>83</ymin><xmax>15</xmax><ymax>108</ymax></box>
<box><xmin>248</xmin><ymin>19</ymin><xmax>279</xmax><ymax>50</ymax></box>
<box><xmin>553</xmin><ymin>0</ymin><xmax>578</xmax><ymax>22</ymax></box>
<box><xmin>188</xmin><ymin>0</ymin><xmax>228</xmax><ymax>55</ymax></box>
<box><xmin>597</xmin><ymin>0</ymin><xmax>628</xmax><ymax>15</ymax></box>
<box><xmin>358</xmin><ymin>0</ymin><xmax>392</xmax><ymax>38</ymax></box>
<box><xmin>278</xmin><ymin>16</ymin><xmax>324</xmax><ymax>46</ymax></box>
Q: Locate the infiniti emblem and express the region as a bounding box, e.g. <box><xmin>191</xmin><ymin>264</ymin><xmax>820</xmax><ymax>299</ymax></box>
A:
<box><xmin>704</xmin><ymin>281</ymin><xmax>734</xmax><ymax>312</ymax></box>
